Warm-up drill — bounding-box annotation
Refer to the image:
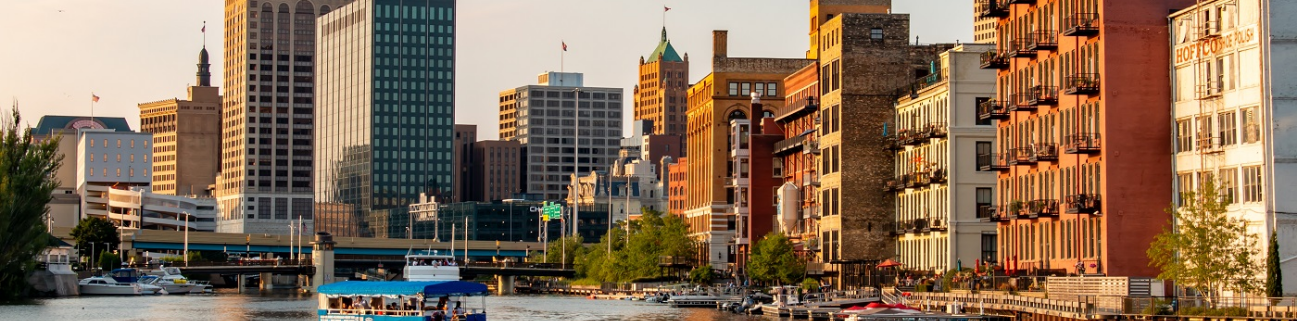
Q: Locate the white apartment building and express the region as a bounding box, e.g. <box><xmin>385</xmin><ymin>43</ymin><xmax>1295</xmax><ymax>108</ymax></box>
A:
<box><xmin>889</xmin><ymin>44</ymin><xmax>999</xmax><ymax>271</ymax></box>
<box><xmin>1169</xmin><ymin>0</ymin><xmax>1295</xmax><ymax>294</ymax></box>
<box><xmin>77</xmin><ymin>129</ymin><xmax>153</xmax><ymax>228</ymax></box>
<box><xmin>570</xmin><ymin>146</ymin><xmax>667</xmax><ymax>223</ymax></box>
<box><xmin>104</xmin><ymin>188</ymin><xmax>218</xmax><ymax>232</ymax></box>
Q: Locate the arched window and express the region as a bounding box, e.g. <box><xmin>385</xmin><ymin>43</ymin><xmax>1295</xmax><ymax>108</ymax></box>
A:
<box><xmin>727</xmin><ymin>110</ymin><xmax>747</xmax><ymax>120</ymax></box>
<box><xmin>762</xmin><ymin>110</ymin><xmax>776</xmax><ymax>118</ymax></box>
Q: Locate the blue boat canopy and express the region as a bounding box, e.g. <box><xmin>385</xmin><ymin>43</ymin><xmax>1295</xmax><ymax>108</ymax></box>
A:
<box><xmin>318</xmin><ymin>281</ymin><xmax>489</xmax><ymax>297</ymax></box>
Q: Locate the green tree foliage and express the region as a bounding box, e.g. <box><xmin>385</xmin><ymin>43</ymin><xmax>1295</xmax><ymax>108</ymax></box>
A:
<box><xmin>1148</xmin><ymin>181</ymin><xmax>1261</xmax><ymax>300</ymax></box>
<box><xmin>575</xmin><ymin>209</ymin><xmax>698</xmax><ymax>282</ymax></box>
<box><xmin>1266</xmin><ymin>230</ymin><xmax>1283</xmax><ymax>297</ymax></box>
<box><xmin>801</xmin><ymin>278</ymin><xmax>821</xmax><ymax>292</ymax></box>
<box><xmin>689</xmin><ymin>265</ymin><xmax>715</xmax><ymax>285</ymax></box>
<box><xmin>0</xmin><ymin>108</ymin><xmax>63</xmax><ymax>302</ymax></box>
<box><xmin>749</xmin><ymin>232</ymin><xmax>805</xmax><ymax>285</ymax></box>
<box><xmin>541</xmin><ymin>235</ymin><xmax>583</xmax><ymax>266</ymax></box>
<box><xmin>71</xmin><ymin>217</ymin><xmax>120</xmax><ymax>268</ymax></box>
<box><xmin>98</xmin><ymin>251</ymin><xmax>121</xmax><ymax>271</ymax></box>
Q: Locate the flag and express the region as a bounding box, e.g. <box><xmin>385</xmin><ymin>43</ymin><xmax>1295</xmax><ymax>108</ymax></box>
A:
<box><xmin>201</xmin><ymin>25</ymin><xmax>205</xmax><ymax>33</ymax></box>
<box><xmin>562</xmin><ymin>41</ymin><xmax>567</xmax><ymax>52</ymax></box>
<box><xmin>91</xmin><ymin>93</ymin><xmax>100</xmax><ymax>103</ymax></box>
<box><xmin>664</xmin><ymin>6</ymin><xmax>671</xmax><ymax>11</ymax></box>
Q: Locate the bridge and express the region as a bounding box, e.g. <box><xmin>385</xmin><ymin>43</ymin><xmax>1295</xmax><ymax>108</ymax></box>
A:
<box><xmin>109</xmin><ymin>229</ymin><xmax>541</xmax><ymax>260</ymax></box>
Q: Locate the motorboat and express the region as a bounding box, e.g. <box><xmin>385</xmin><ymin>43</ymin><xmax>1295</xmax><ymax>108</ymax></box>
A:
<box><xmin>404</xmin><ymin>251</ymin><xmax>460</xmax><ymax>281</ymax></box>
<box><xmin>317</xmin><ymin>281</ymin><xmax>489</xmax><ymax>321</ymax></box>
<box><xmin>108</xmin><ymin>268</ymin><xmax>163</xmax><ymax>294</ymax></box>
<box><xmin>147</xmin><ymin>266</ymin><xmax>213</xmax><ymax>294</ymax></box>
<box><xmin>140</xmin><ymin>275</ymin><xmax>198</xmax><ymax>294</ymax></box>
<box><xmin>78</xmin><ymin>276</ymin><xmax>141</xmax><ymax>295</ymax></box>
<box><xmin>757</xmin><ymin>285</ymin><xmax>805</xmax><ymax>317</ymax></box>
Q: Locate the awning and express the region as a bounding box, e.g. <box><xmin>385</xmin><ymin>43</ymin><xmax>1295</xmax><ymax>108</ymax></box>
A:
<box><xmin>318</xmin><ymin>281</ymin><xmax>489</xmax><ymax>296</ymax></box>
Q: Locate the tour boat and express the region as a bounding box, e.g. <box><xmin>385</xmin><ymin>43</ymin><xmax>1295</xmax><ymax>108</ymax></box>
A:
<box><xmin>78</xmin><ymin>276</ymin><xmax>142</xmax><ymax>295</ymax></box>
<box><xmin>317</xmin><ymin>281</ymin><xmax>489</xmax><ymax>321</ymax></box>
<box><xmin>404</xmin><ymin>251</ymin><xmax>460</xmax><ymax>281</ymax></box>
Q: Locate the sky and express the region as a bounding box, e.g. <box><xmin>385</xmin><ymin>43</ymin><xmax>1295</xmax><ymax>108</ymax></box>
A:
<box><xmin>0</xmin><ymin>0</ymin><xmax>973</xmax><ymax>140</ymax></box>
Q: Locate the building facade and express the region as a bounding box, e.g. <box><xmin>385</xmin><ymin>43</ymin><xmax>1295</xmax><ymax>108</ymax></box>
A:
<box><xmin>104</xmin><ymin>188</ymin><xmax>218</xmax><ymax>232</ymax></box>
<box><xmin>452</xmin><ymin>124</ymin><xmax>476</xmax><ymax>203</ymax></box>
<box><xmin>497</xmin><ymin>72</ymin><xmax>624</xmax><ymax>202</ymax></box>
<box><xmin>470</xmin><ymin>140</ymin><xmax>522</xmax><ymax>202</ymax></box>
<box><xmin>77</xmin><ymin>129</ymin><xmax>154</xmax><ymax>228</ymax></box>
<box><xmin>667</xmin><ymin>157</ymin><xmax>687</xmax><ymax>217</ymax></box>
<box><xmin>774</xmin><ymin>62</ymin><xmax>821</xmax><ymax>253</ymax></box>
<box><xmin>31</xmin><ymin>116</ymin><xmax>136</xmax><ymax>229</ymax></box>
<box><xmin>979</xmin><ymin>0</ymin><xmax>1190</xmax><ymax>276</ymax></box>
<box><xmin>974</xmin><ymin>1</ymin><xmax>998</xmax><ymax>44</ymax></box>
<box><xmin>684</xmin><ymin>30</ymin><xmax>811</xmax><ymax>270</ymax></box>
<box><xmin>313</xmin><ymin>0</ymin><xmax>457</xmax><ymax>238</ymax></box>
<box><xmin>217</xmin><ymin>0</ymin><xmax>352</xmax><ymax>235</ymax></box>
<box><xmin>634</xmin><ymin>28</ymin><xmax>689</xmax><ymax>137</ymax></box>
<box><xmin>1169</xmin><ymin>0</ymin><xmax>1296</xmax><ymax>294</ymax></box>
<box><xmin>889</xmin><ymin>44</ymin><xmax>999</xmax><ymax>272</ymax></box>
<box><xmin>138</xmin><ymin>47</ymin><xmax>222</xmax><ymax>197</ymax></box>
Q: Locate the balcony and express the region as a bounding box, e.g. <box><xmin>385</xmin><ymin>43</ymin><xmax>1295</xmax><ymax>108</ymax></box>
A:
<box><xmin>884</xmin><ymin>136</ymin><xmax>904</xmax><ymax>151</ymax></box>
<box><xmin>774</xmin><ymin>134</ymin><xmax>808</xmax><ymax>156</ymax></box>
<box><xmin>979</xmin><ymin>50</ymin><xmax>1009</xmax><ymax>69</ymax></box>
<box><xmin>904</xmin><ymin>173</ymin><xmax>932</xmax><ymax>189</ymax></box>
<box><xmin>1063</xmin><ymin>133</ymin><xmax>1102</xmax><ymax>154</ymax></box>
<box><xmin>1200</xmin><ymin>21</ymin><xmax>1222</xmax><ymax>39</ymax></box>
<box><xmin>976</xmin><ymin>0</ymin><xmax>1008</xmax><ymax>18</ymax></box>
<box><xmin>1196</xmin><ymin>80</ymin><xmax>1224</xmax><ymax>100</ymax></box>
<box><xmin>1008</xmin><ymin>147</ymin><xmax>1037</xmax><ymax>166</ymax></box>
<box><xmin>900</xmin><ymin>130</ymin><xmax>923</xmax><ymax>146</ymax></box>
<box><xmin>1027</xmin><ymin>199</ymin><xmax>1060</xmax><ymax>218</ymax></box>
<box><xmin>1027</xmin><ymin>31</ymin><xmax>1058</xmax><ymax>51</ymax></box>
<box><xmin>1008</xmin><ymin>39</ymin><xmax>1036</xmax><ymax>58</ymax></box>
<box><xmin>1007</xmin><ymin>200</ymin><xmax>1026</xmax><ymax>219</ymax></box>
<box><xmin>927</xmin><ymin>218</ymin><xmax>948</xmax><ymax>232</ymax></box>
<box><xmin>977</xmin><ymin>204</ymin><xmax>996</xmax><ymax>220</ymax></box>
<box><xmin>883</xmin><ymin>178</ymin><xmax>903</xmax><ymax>192</ymax></box>
<box><xmin>924</xmin><ymin>123</ymin><xmax>948</xmax><ymax>140</ymax></box>
<box><xmin>977</xmin><ymin>153</ymin><xmax>1009</xmax><ymax>172</ymax></box>
<box><xmin>1062</xmin><ymin>13</ymin><xmax>1099</xmax><ymax>36</ymax></box>
<box><xmin>1197</xmin><ymin>136</ymin><xmax>1223</xmax><ymax>154</ymax></box>
<box><xmin>1030</xmin><ymin>143</ymin><xmax>1059</xmax><ymax>162</ymax></box>
<box><xmin>1008</xmin><ymin>93</ymin><xmax>1036</xmax><ymax>112</ymax></box>
<box><xmin>978</xmin><ymin>100</ymin><xmax>1009</xmax><ymax>120</ymax></box>
<box><xmin>989</xmin><ymin>210</ymin><xmax>1010</xmax><ymax>223</ymax></box>
<box><xmin>1028</xmin><ymin>86</ymin><xmax>1059</xmax><ymax>105</ymax></box>
<box><xmin>929</xmin><ymin>168</ymin><xmax>948</xmax><ymax>184</ymax></box>
<box><xmin>1064</xmin><ymin>73</ymin><xmax>1101</xmax><ymax>95</ymax></box>
<box><xmin>1004</xmin><ymin>0</ymin><xmax>1033</xmax><ymax>4</ymax></box>
<box><xmin>1064</xmin><ymin>194</ymin><xmax>1102</xmax><ymax>214</ymax></box>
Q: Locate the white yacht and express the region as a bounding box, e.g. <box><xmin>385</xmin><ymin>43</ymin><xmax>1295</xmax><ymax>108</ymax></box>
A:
<box><xmin>147</xmin><ymin>266</ymin><xmax>212</xmax><ymax>294</ymax></box>
<box><xmin>78</xmin><ymin>276</ymin><xmax>142</xmax><ymax>295</ymax></box>
<box><xmin>404</xmin><ymin>251</ymin><xmax>460</xmax><ymax>281</ymax></box>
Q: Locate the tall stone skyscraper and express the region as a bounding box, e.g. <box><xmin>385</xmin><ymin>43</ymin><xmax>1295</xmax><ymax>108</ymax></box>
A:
<box><xmin>217</xmin><ymin>0</ymin><xmax>352</xmax><ymax>234</ymax></box>
<box><xmin>138</xmin><ymin>46</ymin><xmax>222</xmax><ymax>196</ymax></box>
<box><xmin>634</xmin><ymin>28</ymin><xmax>688</xmax><ymax>137</ymax></box>
<box><xmin>314</xmin><ymin>0</ymin><xmax>457</xmax><ymax>238</ymax></box>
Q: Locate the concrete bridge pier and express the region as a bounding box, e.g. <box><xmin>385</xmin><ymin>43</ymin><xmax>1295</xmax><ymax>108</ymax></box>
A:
<box><xmin>495</xmin><ymin>275</ymin><xmax>516</xmax><ymax>295</ymax></box>
<box><xmin>310</xmin><ymin>232</ymin><xmax>337</xmax><ymax>293</ymax></box>
<box><xmin>259</xmin><ymin>272</ymin><xmax>276</xmax><ymax>290</ymax></box>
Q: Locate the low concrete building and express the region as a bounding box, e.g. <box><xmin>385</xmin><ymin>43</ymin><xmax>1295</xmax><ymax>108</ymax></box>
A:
<box><xmin>103</xmin><ymin>188</ymin><xmax>218</xmax><ymax>232</ymax></box>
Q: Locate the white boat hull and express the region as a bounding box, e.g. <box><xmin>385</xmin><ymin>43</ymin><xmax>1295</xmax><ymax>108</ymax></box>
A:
<box><xmin>79</xmin><ymin>284</ymin><xmax>140</xmax><ymax>295</ymax></box>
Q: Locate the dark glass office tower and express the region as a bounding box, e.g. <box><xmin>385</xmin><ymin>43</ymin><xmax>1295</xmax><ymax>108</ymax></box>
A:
<box><xmin>315</xmin><ymin>0</ymin><xmax>456</xmax><ymax>238</ymax></box>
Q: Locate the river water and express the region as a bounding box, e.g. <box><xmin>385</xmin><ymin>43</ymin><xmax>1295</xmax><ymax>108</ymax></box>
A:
<box><xmin>0</xmin><ymin>289</ymin><xmax>778</xmax><ymax>321</ymax></box>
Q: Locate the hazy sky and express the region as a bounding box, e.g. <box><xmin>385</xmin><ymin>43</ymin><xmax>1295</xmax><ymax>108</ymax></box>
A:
<box><xmin>0</xmin><ymin>0</ymin><xmax>972</xmax><ymax>140</ymax></box>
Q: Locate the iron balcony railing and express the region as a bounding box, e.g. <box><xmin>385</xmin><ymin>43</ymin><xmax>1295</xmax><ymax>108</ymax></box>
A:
<box><xmin>1063</xmin><ymin>133</ymin><xmax>1101</xmax><ymax>154</ymax></box>
<box><xmin>1009</xmin><ymin>93</ymin><xmax>1036</xmax><ymax>112</ymax></box>
<box><xmin>773</xmin><ymin>134</ymin><xmax>808</xmax><ymax>156</ymax></box>
<box><xmin>976</xmin><ymin>0</ymin><xmax>1009</xmax><ymax>18</ymax></box>
<box><xmin>1031</xmin><ymin>143</ymin><xmax>1059</xmax><ymax>162</ymax></box>
<box><xmin>1065</xmin><ymin>194</ymin><xmax>1102</xmax><ymax>214</ymax></box>
<box><xmin>978</xmin><ymin>99</ymin><xmax>1009</xmax><ymax>120</ymax></box>
<box><xmin>977</xmin><ymin>204</ymin><xmax>995</xmax><ymax>220</ymax></box>
<box><xmin>1027</xmin><ymin>199</ymin><xmax>1061</xmax><ymax>218</ymax></box>
<box><xmin>929</xmin><ymin>168</ymin><xmax>948</xmax><ymax>184</ymax></box>
<box><xmin>1028</xmin><ymin>86</ymin><xmax>1059</xmax><ymax>105</ymax></box>
<box><xmin>1009</xmin><ymin>147</ymin><xmax>1037</xmax><ymax>166</ymax></box>
<box><xmin>1008</xmin><ymin>39</ymin><xmax>1036</xmax><ymax>57</ymax></box>
<box><xmin>1028</xmin><ymin>31</ymin><xmax>1058</xmax><ymax>51</ymax></box>
<box><xmin>1062</xmin><ymin>13</ymin><xmax>1099</xmax><ymax>36</ymax></box>
<box><xmin>980</xmin><ymin>50</ymin><xmax>1009</xmax><ymax>69</ymax></box>
<box><xmin>978</xmin><ymin>153</ymin><xmax>1010</xmax><ymax>171</ymax></box>
<box><xmin>1064</xmin><ymin>73</ymin><xmax>1100</xmax><ymax>95</ymax></box>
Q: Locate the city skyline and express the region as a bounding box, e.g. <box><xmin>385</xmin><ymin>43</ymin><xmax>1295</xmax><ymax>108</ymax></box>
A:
<box><xmin>0</xmin><ymin>0</ymin><xmax>973</xmax><ymax>140</ymax></box>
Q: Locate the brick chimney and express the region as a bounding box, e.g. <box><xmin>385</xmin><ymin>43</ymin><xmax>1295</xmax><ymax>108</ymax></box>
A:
<box><xmin>713</xmin><ymin>30</ymin><xmax>728</xmax><ymax>59</ymax></box>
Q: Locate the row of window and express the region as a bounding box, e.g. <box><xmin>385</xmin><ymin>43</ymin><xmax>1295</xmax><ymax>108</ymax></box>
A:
<box><xmin>1176</xmin><ymin>166</ymin><xmax>1264</xmax><ymax>204</ymax></box>
<box><xmin>727</xmin><ymin>81</ymin><xmax>779</xmax><ymax>98</ymax></box>
<box><xmin>1174</xmin><ymin>107</ymin><xmax>1261</xmax><ymax>152</ymax></box>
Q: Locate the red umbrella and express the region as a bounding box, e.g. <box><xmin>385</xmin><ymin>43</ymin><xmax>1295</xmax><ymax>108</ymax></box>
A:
<box><xmin>877</xmin><ymin>259</ymin><xmax>903</xmax><ymax>268</ymax></box>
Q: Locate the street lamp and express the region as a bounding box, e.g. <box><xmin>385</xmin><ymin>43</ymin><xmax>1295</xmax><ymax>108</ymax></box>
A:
<box><xmin>180</xmin><ymin>211</ymin><xmax>191</xmax><ymax>267</ymax></box>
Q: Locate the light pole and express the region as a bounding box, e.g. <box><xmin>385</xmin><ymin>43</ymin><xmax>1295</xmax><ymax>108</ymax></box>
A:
<box><xmin>180</xmin><ymin>211</ymin><xmax>190</xmax><ymax>267</ymax></box>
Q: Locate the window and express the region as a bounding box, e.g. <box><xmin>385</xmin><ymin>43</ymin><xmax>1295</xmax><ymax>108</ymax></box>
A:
<box><xmin>1220</xmin><ymin>168</ymin><xmax>1237</xmax><ymax>204</ymax></box>
<box><xmin>982</xmin><ymin>234</ymin><xmax>997</xmax><ymax>262</ymax></box>
<box><xmin>976</xmin><ymin>141</ymin><xmax>992</xmax><ymax>170</ymax></box>
<box><xmin>1242</xmin><ymin>166</ymin><xmax>1263</xmax><ymax>202</ymax></box>
<box><xmin>728</xmin><ymin>82</ymin><xmax>739</xmax><ymax>96</ymax></box>
<box><xmin>1176</xmin><ymin>119</ymin><xmax>1193</xmax><ymax>152</ymax></box>
<box><xmin>766</xmin><ymin>82</ymin><xmax>778</xmax><ymax>97</ymax></box>
<box><xmin>741</xmin><ymin>82</ymin><xmax>752</xmax><ymax>96</ymax></box>
<box><xmin>1177</xmin><ymin>173</ymin><xmax>1193</xmax><ymax>206</ymax></box>
<box><xmin>1218</xmin><ymin>111</ymin><xmax>1237</xmax><ymax>146</ymax></box>
<box><xmin>975</xmin><ymin>97</ymin><xmax>992</xmax><ymax>125</ymax></box>
<box><xmin>1242</xmin><ymin>107</ymin><xmax>1260</xmax><ymax>143</ymax></box>
<box><xmin>871</xmin><ymin>28</ymin><xmax>884</xmax><ymax>40</ymax></box>
<box><xmin>976</xmin><ymin>188</ymin><xmax>993</xmax><ymax>218</ymax></box>
<box><xmin>115</xmin><ymin>168</ymin><xmax>121</xmax><ymax>177</ymax></box>
<box><xmin>755</xmin><ymin>82</ymin><xmax>765</xmax><ymax>97</ymax></box>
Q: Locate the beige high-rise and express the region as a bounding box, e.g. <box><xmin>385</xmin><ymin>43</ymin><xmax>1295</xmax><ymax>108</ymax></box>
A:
<box><xmin>139</xmin><ymin>46</ymin><xmax>221</xmax><ymax>196</ymax></box>
<box><xmin>218</xmin><ymin>0</ymin><xmax>351</xmax><ymax>234</ymax></box>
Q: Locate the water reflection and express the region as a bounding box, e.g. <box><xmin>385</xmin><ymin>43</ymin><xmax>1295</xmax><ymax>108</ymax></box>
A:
<box><xmin>0</xmin><ymin>290</ymin><xmax>785</xmax><ymax>321</ymax></box>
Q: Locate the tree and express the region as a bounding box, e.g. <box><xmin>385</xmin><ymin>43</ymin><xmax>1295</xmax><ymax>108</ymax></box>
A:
<box><xmin>0</xmin><ymin>108</ymin><xmax>63</xmax><ymax>302</ymax></box>
<box><xmin>575</xmin><ymin>208</ymin><xmax>697</xmax><ymax>283</ymax></box>
<box><xmin>542</xmin><ymin>235</ymin><xmax>583</xmax><ymax>266</ymax></box>
<box><xmin>749</xmin><ymin>232</ymin><xmax>805</xmax><ymax>285</ymax></box>
<box><xmin>97</xmin><ymin>250</ymin><xmax>121</xmax><ymax>272</ymax></box>
<box><xmin>1266</xmin><ymin>230</ymin><xmax>1283</xmax><ymax>297</ymax></box>
<box><xmin>71</xmin><ymin>217</ymin><xmax>120</xmax><ymax>269</ymax></box>
<box><xmin>1148</xmin><ymin>181</ymin><xmax>1261</xmax><ymax>301</ymax></box>
<box><xmin>689</xmin><ymin>265</ymin><xmax>715</xmax><ymax>285</ymax></box>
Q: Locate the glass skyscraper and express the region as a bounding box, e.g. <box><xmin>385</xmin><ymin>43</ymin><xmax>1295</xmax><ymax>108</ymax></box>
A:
<box><xmin>315</xmin><ymin>0</ymin><xmax>456</xmax><ymax>238</ymax></box>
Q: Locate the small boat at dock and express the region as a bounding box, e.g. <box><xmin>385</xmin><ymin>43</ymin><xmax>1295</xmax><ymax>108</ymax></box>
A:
<box><xmin>317</xmin><ymin>281</ymin><xmax>489</xmax><ymax>321</ymax></box>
